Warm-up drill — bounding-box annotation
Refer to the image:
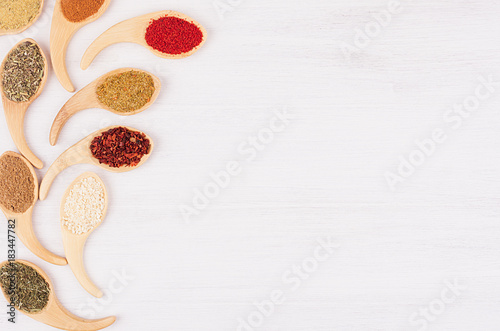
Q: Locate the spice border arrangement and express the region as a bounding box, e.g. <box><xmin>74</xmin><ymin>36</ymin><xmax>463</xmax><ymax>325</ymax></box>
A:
<box><xmin>40</xmin><ymin>125</ymin><xmax>154</xmax><ymax>200</ymax></box>
<box><xmin>0</xmin><ymin>259</ymin><xmax>116</xmax><ymax>330</ymax></box>
<box><xmin>49</xmin><ymin>67</ymin><xmax>161</xmax><ymax>145</ymax></box>
<box><xmin>60</xmin><ymin>172</ymin><xmax>108</xmax><ymax>298</ymax></box>
<box><xmin>50</xmin><ymin>0</ymin><xmax>111</xmax><ymax>92</ymax></box>
<box><xmin>81</xmin><ymin>10</ymin><xmax>207</xmax><ymax>70</ymax></box>
<box><xmin>0</xmin><ymin>0</ymin><xmax>44</xmax><ymax>36</ymax></box>
<box><xmin>1</xmin><ymin>38</ymin><xmax>49</xmax><ymax>169</ymax></box>
<box><xmin>0</xmin><ymin>151</ymin><xmax>67</xmax><ymax>266</ymax></box>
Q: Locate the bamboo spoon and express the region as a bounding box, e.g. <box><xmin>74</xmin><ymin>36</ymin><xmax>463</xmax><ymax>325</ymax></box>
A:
<box><xmin>61</xmin><ymin>172</ymin><xmax>108</xmax><ymax>298</ymax></box>
<box><xmin>49</xmin><ymin>67</ymin><xmax>161</xmax><ymax>145</ymax></box>
<box><xmin>81</xmin><ymin>10</ymin><xmax>207</xmax><ymax>70</ymax></box>
<box><xmin>1</xmin><ymin>38</ymin><xmax>48</xmax><ymax>169</ymax></box>
<box><xmin>0</xmin><ymin>260</ymin><xmax>116</xmax><ymax>330</ymax></box>
<box><xmin>40</xmin><ymin>125</ymin><xmax>153</xmax><ymax>200</ymax></box>
<box><xmin>0</xmin><ymin>0</ymin><xmax>44</xmax><ymax>36</ymax></box>
<box><xmin>50</xmin><ymin>0</ymin><xmax>111</xmax><ymax>92</ymax></box>
<box><xmin>0</xmin><ymin>152</ymin><xmax>67</xmax><ymax>266</ymax></box>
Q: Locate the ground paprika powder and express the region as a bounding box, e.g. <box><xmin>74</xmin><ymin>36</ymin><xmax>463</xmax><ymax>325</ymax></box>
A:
<box><xmin>145</xmin><ymin>16</ymin><xmax>203</xmax><ymax>55</ymax></box>
<box><xmin>90</xmin><ymin>127</ymin><xmax>151</xmax><ymax>168</ymax></box>
<box><xmin>61</xmin><ymin>0</ymin><xmax>104</xmax><ymax>23</ymax></box>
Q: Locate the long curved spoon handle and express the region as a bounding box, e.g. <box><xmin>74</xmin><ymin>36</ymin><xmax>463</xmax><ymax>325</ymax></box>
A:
<box><xmin>12</xmin><ymin>211</ymin><xmax>67</xmax><ymax>266</ymax></box>
<box><xmin>40</xmin><ymin>141</ymin><xmax>92</xmax><ymax>200</ymax></box>
<box><xmin>81</xmin><ymin>18</ymin><xmax>143</xmax><ymax>70</ymax></box>
<box><xmin>3</xmin><ymin>101</ymin><xmax>43</xmax><ymax>169</ymax></box>
<box><xmin>49</xmin><ymin>84</ymin><xmax>99</xmax><ymax>145</ymax></box>
<box><xmin>50</xmin><ymin>10</ymin><xmax>78</xmax><ymax>92</ymax></box>
<box><xmin>63</xmin><ymin>231</ymin><xmax>103</xmax><ymax>297</ymax></box>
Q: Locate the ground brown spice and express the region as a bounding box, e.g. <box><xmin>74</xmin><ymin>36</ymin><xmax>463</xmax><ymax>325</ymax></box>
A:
<box><xmin>96</xmin><ymin>70</ymin><xmax>155</xmax><ymax>113</ymax></box>
<box><xmin>61</xmin><ymin>0</ymin><xmax>104</xmax><ymax>23</ymax></box>
<box><xmin>0</xmin><ymin>154</ymin><xmax>35</xmax><ymax>214</ymax></box>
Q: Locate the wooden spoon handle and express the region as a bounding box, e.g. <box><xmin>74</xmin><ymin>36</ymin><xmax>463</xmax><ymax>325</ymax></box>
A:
<box><xmin>63</xmin><ymin>232</ymin><xmax>103</xmax><ymax>297</ymax></box>
<box><xmin>50</xmin><ymin>3</ymin><xmax>77</xmax><ymax>92</ymax></box>
<box><xmin>34</xmin><ymin>297</ymin><xmax>115</xmax><ymax>331</ymax></box>
<box><xmin>81</xmin><ymin>19</ymin><xmax>142</xmax><ymax>70</ymax></box>
<box><xmin>3</xmin><ymin>104</ymin><xmax>43</xmax><ymax>169</ymax></box>
<box><xmin>49</xmin><ymin>84</ymin><xmax>99</xmax><ymax>145</ymax></box>
<box><xmin>14</xmin><ymin>211</ymin><xmax>67</xmax><ymax>266</ymax></box>
<box><xmin>40</xmin><ymin>142</ymin><xmax>91</xmax><ymax>200</ymax></box>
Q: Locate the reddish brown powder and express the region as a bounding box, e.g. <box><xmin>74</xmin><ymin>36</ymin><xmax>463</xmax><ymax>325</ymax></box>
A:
<box><xmin>0</xmin><ymin>154</ymin><xmax>35</xmax><ymax>214</ymax></box>
<box><xmin>61</xmin><ymin>0</ymin><xmax>104</xmax><ymax>23</ymax></box>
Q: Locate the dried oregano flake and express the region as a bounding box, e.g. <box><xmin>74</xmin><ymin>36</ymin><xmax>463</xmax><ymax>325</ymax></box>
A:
<box><xmin>2</xmin><ymin>41</ymin><xmax>45</xmax><ymax>102</ymax></box>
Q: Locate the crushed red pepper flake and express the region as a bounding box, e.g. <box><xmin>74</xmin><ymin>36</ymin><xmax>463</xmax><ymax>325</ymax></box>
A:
<box><xmin>90</xmin><ymin>127</ymin><xmax>151</xmax><ymax>168</ymax></box>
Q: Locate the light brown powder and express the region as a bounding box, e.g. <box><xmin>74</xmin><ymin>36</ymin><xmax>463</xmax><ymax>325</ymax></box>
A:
<box><xmin>0</xmin><ymin>154</ymin><xmax>35</xmax><ymax>214</ymax></box>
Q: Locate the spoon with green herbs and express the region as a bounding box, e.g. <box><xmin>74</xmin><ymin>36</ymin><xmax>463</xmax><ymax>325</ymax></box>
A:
<box><xmin>0</xmin><ymin>38</ymin><xmax>48</xmax><ymax>169</ymax></box>
<box><xmin>49</xmin><ymin>68</ymin><xmax>161</xmax><ymax>145</ymax></box>
<box><xmin>0</xmin><ymin>260</ymin><xmax>116</xmax><ymax>330</ymax></box>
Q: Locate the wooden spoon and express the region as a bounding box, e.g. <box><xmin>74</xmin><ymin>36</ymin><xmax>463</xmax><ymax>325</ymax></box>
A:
<box><xmin>0</xmin><ymin>38</ymin><xmax>48</xmax><ymax>169</ymax></box>
<box><xmin>81</xmin><ymin>10</ymin><xmax>207</xmax><ymax>70</ymax></box>
<box><xmin>40</xmin><ymin>125</ymin><xmax>154</xmax><ymax>200</ymax></box>
<box><xmin>49</xmin><ymin>67</ymin><xmax>161</xmax><ymax>145</ymax></box>
<box><xmin>0</xmin><ymin>0</ymin><xmax>44</xmax><ymax>36</ymax></box>
<box><xmin>61</xmin><ymin>172</ymin><xmax>108</xmax><ymax>298</ymax></box>
<box><xmin>50</xmin><ymin>0</ymin><xmax>111</xmax><ymax>92</ymax></box>
<box><xmin>0</xmin><ymin>259</ymin><xmax>116</xmax><ymax>330</ymax></box>
<box><xmin>0</xmin><ymin>152</ymin><xmax>67</xmax><ymax>266</ymax></box>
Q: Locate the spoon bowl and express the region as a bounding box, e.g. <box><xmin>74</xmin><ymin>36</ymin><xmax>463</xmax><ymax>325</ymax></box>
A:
<box><xmin>50</xmin><ymin>0</ymin><xmax>111</xmax><ymax>92</ymax></box>
<box><xmin>40</xmin><ymin>125</ymin><xmax>154</xmax><ymax>200</ymax></box>
<box><xmin>0</xmin><ymin>38</ymin><xmax>48</xmax><ymax>169</ymax></box>
<box><xmin>61</xmin><ymin>172</ymin><xmax>108</xmax><ymax>298</ymax></box>
<box><xmin>0</xmin><ymin>152</ymin><xmax>66</xmax><ymax>265</ymax></box>
<box><xmin>49</xmin><ymin>67</ymin><xmax>161</xmax><ymax>145</ymax></box>
<box><xmin>81</xmin><ymin>10</ymin><xmax>207</xmax><ymax>70</ymax></box>
<box><xmin>0</xmin><ymin>0</ymin><xmax>44</xmax><ymax>36</ymax></box>
<box><xmin>0</xmin><ymin>259</ymin><xmax>116</xmax><ymax>330</ymax></box>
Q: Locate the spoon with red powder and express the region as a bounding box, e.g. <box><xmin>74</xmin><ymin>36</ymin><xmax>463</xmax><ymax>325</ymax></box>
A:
<box><xmin>50</xmin><ymin>0</ymin><xmax>111</xmax><ymax>92</ymax></box>
<box><xmin>81</xmin><ymin>10</ymin><xmax>207</xmax><ymax>70</ymax></box>
<box><xmin>39</xmin><ymin>126</ymin><xmax>154</xmax><ymax>200</ymax></box>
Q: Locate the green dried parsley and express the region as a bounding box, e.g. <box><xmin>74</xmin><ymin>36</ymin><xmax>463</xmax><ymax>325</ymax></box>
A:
<box><xmin>0</xmin><ymin>262</ymin><xmax>50</xmax><ymax>314</ymax></box>
<box><xmin>2</xmin><ymin>41</ymin><xmax>45</xmax><ymax>102</ymax></box>
<box><xmin>96</xmin><ymin>70</ymin><xmax>155</xmax><ymax>113</ymax></box>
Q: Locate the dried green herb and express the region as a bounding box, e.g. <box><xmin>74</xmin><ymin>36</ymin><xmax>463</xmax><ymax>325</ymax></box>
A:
<box><xmin>2</xmin><ymin>41</ymin><xmax>45</xmax><ymax>102</ymax></box>
<box><xmin>0</xmin><ymin>0</ymin><xmax>41</xmax><ymax>31</ymax></box>
<box><xmin>0</xmin><ymin>262</ymin><xmax>50</xmax><ymax>314</ymax></box>
<box><xmin>96</xmin><ymin>70</ymin><xmax>155</xmax><ymax>113</ymax></box>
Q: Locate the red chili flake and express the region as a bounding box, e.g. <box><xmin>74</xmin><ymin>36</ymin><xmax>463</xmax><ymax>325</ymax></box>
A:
<box><xmin>90</xmin><ymin>127</ymin><xmax>151</xmax><ymax>168</ymax></box>
<box><xmin>145</xmin><ymin>16</ymin><xmax>203</xmax><ymax>55</ymax></box>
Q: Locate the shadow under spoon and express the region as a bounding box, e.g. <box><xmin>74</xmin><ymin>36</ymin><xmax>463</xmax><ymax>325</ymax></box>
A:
<box><xmin>49</xmin><ymin>67</ymin><xmax>161</xmax><ymax>146</ymax></box>
<box><xmin>0</xmin><ymin>259</ymin><xmax>115</xmax><ymax>330</ymax></box>
<box><xmin>0</xmin><ymin>152</ymin><xmax>67</xmax><ymax>266</ymax></box>
<box><xmin>0</xmin><ymin>38</ymin><xmax>48</xmax><ymax>169</ymax></box>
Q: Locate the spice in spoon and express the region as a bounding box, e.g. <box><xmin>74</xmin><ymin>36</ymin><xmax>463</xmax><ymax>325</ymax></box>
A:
<box><xmin>96</xmin><ymin>70</ymin><xmax>155</xmax><ymax>113</ymax></box>
<box><xmin>0</xmin><ymin>0</ymin><xmax>41</xmax><ymax>32</ymax></box>
<box><xmin>2</xmin><ymin>41</ymin><xmax>45</xmax><ymax>102</ymax></box>
<box><xmin>61</xmin><ymin>0</ymin><xmax>105</xmax><ymax>23</ymax></box>
<box><xmin>0</xmin><ymin>261</ymin><xmax>50</xmax><ymax>314</ymax></box>
<box><xmin>90</xmin><ymin>127</ymin><xmax>151</xmax><ymax>168</ymax></box>
<box><xmin>145</xmin><ymin>16</ymin><xmax>204</xmax><ymax>55</ymax></box>
<box><xmin>63</xmin><ymin>176</ymin><xmax>105</xmax><ymax>235</ymax></box>
<box><xmin>0</xmin><ymin>154</ymin><xmax>35</xmax><ymax>214</ymax></box>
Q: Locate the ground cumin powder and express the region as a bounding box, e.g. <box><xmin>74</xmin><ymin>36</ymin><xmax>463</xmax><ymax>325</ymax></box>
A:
<box><xmin>0</xmin><ymin>154</ymin><xmax>35</xmax><ymax>214</ymax></box>
<box><xmin>0</xmin><ymin>0</ymin><xmax>41</xmax><ymax>31</ymax></box>
<box><xmin>61</xmin><ymin>0</ymin><xmax>105</xmax><ymax>23</ymax></box>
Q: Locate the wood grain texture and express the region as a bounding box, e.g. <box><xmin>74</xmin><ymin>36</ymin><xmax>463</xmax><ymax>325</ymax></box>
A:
<box><xmin>2</xmin><ymin>0</ymin><xmax>500</xmax><ymax>330</ymax></box>
<box><xmin>0</xmin><ymin>260</ymin><xmax>115</xmax><ymax>330</ymax></box>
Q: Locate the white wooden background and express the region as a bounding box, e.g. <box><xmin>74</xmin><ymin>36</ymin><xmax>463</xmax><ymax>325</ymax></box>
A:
<box><xmin>1</xmin><ymin>0</ymin><xmax>500</xmax><ymax>330</ymax></box>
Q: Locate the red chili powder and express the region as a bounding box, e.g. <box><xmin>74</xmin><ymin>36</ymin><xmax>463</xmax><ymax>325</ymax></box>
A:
<box><xmin>90</xmin><ymin>127</ymin><xmax>151</xmax><ymax>168</ymax></box>
<box><xmin>145</xmin><ymin>16</ymin><xmax>204</xmax><ymax>55</ymax></box>
<box><xmin>61</xmin><ymin>0</ymin><xmax>105</xmax><ymax>23</ymax></box>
